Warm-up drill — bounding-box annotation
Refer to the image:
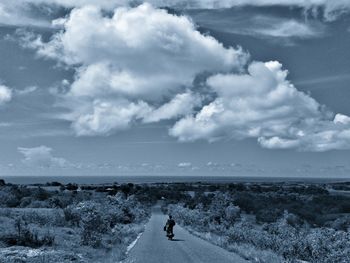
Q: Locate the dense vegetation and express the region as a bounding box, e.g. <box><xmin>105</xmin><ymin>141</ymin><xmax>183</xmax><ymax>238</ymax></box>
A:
<box><xmin>1</xmin><ymin>179</ymin><xmax>350</xmax><ymax>262</ymax></box>
<box><xmin>0</xmin><ymin>181</ymin><xmax>152</xmax><ymax>262</ymax></box>
<box><xmin>160</xmin><ymin>182</ymin><xmax>350</xmax><ymax>263</ymax></box>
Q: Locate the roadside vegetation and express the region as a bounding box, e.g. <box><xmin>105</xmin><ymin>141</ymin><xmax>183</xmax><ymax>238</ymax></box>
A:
<box><xmin>1</xmin><ymin>179</ymin><xmax>350</xmax><ymax>263</ymax></box>
<box><xmin>161</xmin><ymin>181</ymin><xmax>350</xmax><ymax>263</ymax></box>
<box><xmin>0</xmin><ymin>181</ymin><xmax>152</xmax><ymax>262</ymax></box>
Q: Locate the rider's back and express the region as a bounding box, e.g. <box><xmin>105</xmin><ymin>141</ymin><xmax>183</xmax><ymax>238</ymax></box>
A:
<box><xmin>167</xmin><ymin>219</ymin><xmax>175</xmax><ymax>228</ymax></box>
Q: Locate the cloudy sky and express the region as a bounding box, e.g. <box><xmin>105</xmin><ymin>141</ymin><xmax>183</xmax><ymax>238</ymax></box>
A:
<box><xmin>1</xmin><ymin>0</ymin><xmax>350</xmax><ymax>177</ymax></box>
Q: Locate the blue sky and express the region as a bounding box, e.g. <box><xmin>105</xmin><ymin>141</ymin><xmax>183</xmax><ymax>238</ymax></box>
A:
<box><xmin>0</xmin><ymin>0</ymin><xmax>350</xmax><ymax>177</ymax></box>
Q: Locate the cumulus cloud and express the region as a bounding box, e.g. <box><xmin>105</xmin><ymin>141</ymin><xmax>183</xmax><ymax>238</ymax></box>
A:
<box><xmin>143</xmin><ymin>92</ymin><xmax>202</xmax><ymax>123</ymax></box>
<box><xmin>170</xmin><ymin>61</ymin><xmax>350</xmax><ymax>151</ymax></box>
<box><xmin>14</xmin><ymin>3</ymin><xmax>350</xmax><ymax>152</ymax></box>
<box><xmin>25</xmin><ymin>3</ymin><xmax>247</xmax><ymax>136</ymax></box>
<box><xmin>71</xmin><ymin>99</ymin><xmax>152</xmax><ymax>136</ymax></box>
<box><xmin>18</xmin><ymin>145</ymin><xmax>69</xmax><ymax>168</ymax></box>
<box><xmin>171</xmin><ymin>61</ymin><xmax>322</xmax><ymax>141</ymax></box>
<box><xmin>0</xmin><ymin>84</ymin><xmax>12</xmax><ymax>105</ymax></box>
<box><xmin>334</xmin><ymin>114</ymin><xmax>350</xmax><ymax>125</ymax></box>
<box><xmin>37</xmin><ymin>4</ymin><xmax>246</xmax><ymax>75</ymax></box>
<box><xmin>178</xmin><ymin>162</ymin><xmax>192</xmax><ymax>168</ymax></box>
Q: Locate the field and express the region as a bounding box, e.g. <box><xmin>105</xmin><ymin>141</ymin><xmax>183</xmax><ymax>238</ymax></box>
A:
<box><xmin>0</xmin><ymin>181</ymin><xmax>152</xmax><ymax>262</ymax></box>
<box><xmin>0</xmin><ymin>179</ymin><xmax>350</xmax><ymax>262</ymax></box>
<box><xmin>161</xmin><ymin>181</ymin><xmax>350</xmax><ymax>263</ymax></box>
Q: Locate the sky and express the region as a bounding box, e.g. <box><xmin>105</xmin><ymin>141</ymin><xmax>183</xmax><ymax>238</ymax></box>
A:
<box><xmin>0</xmin><ymin>0</ymin><xmax>350</xmax><ymax>177</ymax></box>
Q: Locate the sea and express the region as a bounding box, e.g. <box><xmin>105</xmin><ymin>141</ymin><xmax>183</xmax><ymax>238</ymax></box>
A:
<box><xmin>1</xmin><ymin>175</ymin><xmax>349</xmax><ymax>185</ymax></box>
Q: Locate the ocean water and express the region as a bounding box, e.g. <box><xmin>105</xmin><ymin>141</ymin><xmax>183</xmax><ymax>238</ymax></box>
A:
<box><xmin>1</xmin><ymin>175</ymin><xmax>349</xmax><ymax>185</ymax></box>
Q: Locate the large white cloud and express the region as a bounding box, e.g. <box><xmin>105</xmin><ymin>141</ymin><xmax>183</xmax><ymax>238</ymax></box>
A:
<box><xmin>18</xmin><ymin>145</ymin><xmax>69</xmax><ymax>168</ymax></box>
<box><xmin>27</xmin><ymin>3</ymin><xmax>247</xmax><ymax>136</ymax></box>
<box><xmin>170</xmin><ymin>61</ymin><xmax>350</xmax><ymax>151</ymax></box>
<box><xmin>42</xmin><ymin>4</ymin><xmax>246</xmax><ymax>73</ymax></box>
<box><xmin>0</xmin><ymin>85</ymin><xmax>12</xmax><ymax>105</ymax></box>
<box><xmin>16</xmin><ymin>3</ymin><xmax>350</xmax><ymax>151</ymax></box>
<box><xmin>170</xmin><ymin>61</ymin><xmax>322</xmax><ymax>141</ymax></box>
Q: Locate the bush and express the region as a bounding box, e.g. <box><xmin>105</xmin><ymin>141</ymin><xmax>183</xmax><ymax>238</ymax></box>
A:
<box><xmin>21</xmin><ymin>210</ymin><xmax>64</xmax><ymax>227</ymax></box>
<box><xmin>224</xmin><ymin>204</ymin><xmax>241</xmax><ymax>225</ymax></box>
<box><xmin>66</xmin><ymin>183</ymin><xmax>79</xmax><ymax>191</ymax></box>
<box><xmin>81</xmin><ymin>210</ymin><xmax>108</xmax><ymax>248</ymax></box>
<box><xmin>63</xmin><ymin>207</ymin><xmax>80</xmax><ymax>227</ymax></box>
<box><xmin>1</xmin><ymin>217</ymin><xmax>55</xmax><ymax>247</ymax></box>
<box><xmin>19</xmin><ymin>196</ymin><xmax>33</xmax><ymax>208</ymax></box>
<box><xmin>34</xmin><ymin>187</ymin><xmax>51</xmax><ymax>201</ymax></box>
<box><xmin>256</xmin><ymin>208</ymin><xmax>282</xmax><ymax>223</ymax></box>
<box><xmin>167</xmin><ymin>188</ymin><xmax>350</xmax><ymax>263</ymax></box>
<box><xmin>0</xmin><ymin>179</ymin><xmax>5</xmax><ymax>186</ymax></box>
<box><xmin>5</xmin><ymin>195</ymin><xmax>21</xmax><ymax>208</ymax></box>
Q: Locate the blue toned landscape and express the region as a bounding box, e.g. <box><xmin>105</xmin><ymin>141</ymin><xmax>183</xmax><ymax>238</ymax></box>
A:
<box><xmin>1</xmin><ymin>178</ymin><xmax>350</xmax><ymax>262</ymax></box>
<box><xmin>1</xmin><ymin>0</ymin><xmax>350</xmax><ymax>262</ymax></box>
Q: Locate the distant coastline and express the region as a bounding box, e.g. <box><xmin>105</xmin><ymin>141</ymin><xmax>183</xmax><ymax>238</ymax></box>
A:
<box><xmin>1</xmin><ymin>175</ymin><xmax>350</xmax><ymax>185</ymax></box>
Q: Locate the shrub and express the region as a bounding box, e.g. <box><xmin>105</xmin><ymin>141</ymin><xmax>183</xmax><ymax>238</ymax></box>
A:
<box><xmin>66</xmin><ymin>183</ymin><xmax>79</xmax><ymax>191</ymax></box>
<box><xmin>256</xmin><ymin>208</ymin><xmax>282</xmax><ymax>223</ymax></box>
<box><xmin>81</xmin><ymin>211</ymin><xmax>108</xmax><ymax>248</ymax></box>
<box><xmin>19</xmin><ymin>196</ymin><xmax>33</xmax><ymax>208</ymax></box>
<box><xmin>63</xmin><ymin>207</ymin><xmax>80</xmax><ymax>227</ymax></box>
<box><xmin>0</xmin><ymin>179</ymin><xmax>5</xmax><ymax>186</ymax></box>
<box><xmin>1</xmin><ymin>217</ymin><xmax>55</xmax><ymax>247</ymax></box>
<box><xmin>224</xmin><ymin>204</ymin><xmax>241</xmax><ymax>225</ymax></box>
<box><xmin>21</xmin><ymin>210</ymin><xmax>64</xmax><ymax>227</ymax></box>
<box><xmin>34</xmin><ymin>187</ymin><xmax>51</xmax><ymax>201</ymax></box>
<box><xmin>167</xmin><ymin>189</ymin><xmax>350</xmax><ymax>263</ymax></box>
<box><xmin>5</xmin><ymin>195</ymin><xmax>21</xmax><ymax>208</ymax></box>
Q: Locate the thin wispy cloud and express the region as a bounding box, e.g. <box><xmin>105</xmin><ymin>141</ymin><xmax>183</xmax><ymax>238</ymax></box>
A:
<box><xmin>251</xmin><ymin>16</ymin><xmax>324</xmax><ymax>38</ymax></box>
<box><xmin>0</xmin><ymin>2</ymin><xmax>51</xmax><ymax>28</ymax></box>
<box><xmin>0</xmin><ymin>0</ymin><xmax>349</xmax><ymax>30</ymax></box>
<box><xmin>0</xmin><ymin>122</ymin><xmax>12</xmax><ymax>127</ymax></box>
<box><xmin>295</xmin><ymin>74</ymin><xmax>350</xmax><ymax>87</ymax></box>
<box><xmin>190</xmin><ymin>11</ymin><xmax>325</xmax><ymax>40</ymax></box>
<box><xmin>15</xmin><ymin>86</ymin><xmax>38</xmax><ymax>95</ymax></box>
